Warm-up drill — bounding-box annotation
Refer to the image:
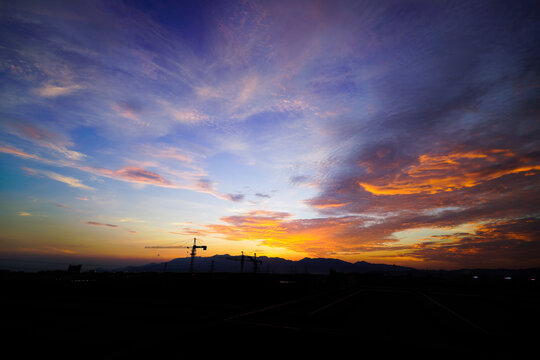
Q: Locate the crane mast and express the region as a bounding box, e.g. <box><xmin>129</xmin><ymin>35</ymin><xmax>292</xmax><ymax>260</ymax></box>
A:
<box><xmin>145</xmin><ymin>237</ymin><xmax>207</xmax><ymax>273</ymax></box>
<box><xmin>228</xmin><ymin>252</ymin><xmax>262</xmax><ymax>273</ymax></box>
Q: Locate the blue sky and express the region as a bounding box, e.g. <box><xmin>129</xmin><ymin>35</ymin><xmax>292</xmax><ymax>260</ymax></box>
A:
<box><xmin>1</xmin><ymin>0</ymin><xmax>539</xmax><ymax>270</ymax></box>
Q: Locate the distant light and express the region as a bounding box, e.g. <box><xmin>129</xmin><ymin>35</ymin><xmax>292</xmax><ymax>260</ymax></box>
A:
<box><xmin>504</xmin><ymin>276</ymin><xmax>512</xmax><ymax>280</ymax></box>
<box><xmin>530</xmin><ymin>278</ymin><xmax>536</xmax><ymax>281</ymax></box>
<box><xmin>473</xmin><ymin>275</ymin><xmax>479</xmax><ymax>279</ymax></box>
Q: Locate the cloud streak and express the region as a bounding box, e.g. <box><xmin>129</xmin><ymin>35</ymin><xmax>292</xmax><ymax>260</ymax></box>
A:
<box><xmin>1</xmin><ymin>122</ymin><xmax>85</xmax><ymax>161</ymax></box>
<box><xmin>23</xmin><ymin>167</ymin><xmax>94</xmax><ymax>190</ymax></box>
<box><xmin>84</xmin><ymin>221</ymin><xmax>118</xmax><ymax>228</ymax></box>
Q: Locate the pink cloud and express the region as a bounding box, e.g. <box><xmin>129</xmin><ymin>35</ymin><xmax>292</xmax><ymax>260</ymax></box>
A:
<box><xmin>76</xmin><ymin>165</ymin><xmax>174</xmax><ymax>187</ymax></box>
<box><xmin>115</xmin><ymin>166</ymin><xmax>172</xmax><ymax>186</ymax></box>
<box><xmin>2</xmin><ymin>121</ymin><xmax>84</xmax><ymax>160</ymax></box>
<box><xmin>0</xmin><ymin>145</ymin><xmax>43</xmax><ymax>161</ymax></box>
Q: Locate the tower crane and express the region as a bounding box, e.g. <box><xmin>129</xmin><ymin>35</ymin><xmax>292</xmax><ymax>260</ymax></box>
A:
<box><xmin>228</xmin><ymin>252</ymin><xmax>263</xmax><ymax>273</ymax></box>
<box><xmin>145</xmin><ymin>237</ymin><xmax>207</xmax><ymax>273</ymax></box>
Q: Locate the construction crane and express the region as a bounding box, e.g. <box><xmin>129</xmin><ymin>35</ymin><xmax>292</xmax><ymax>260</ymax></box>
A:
<box><xmin>145</xmin><ymin>237</ymin><xmax>207</xmax><ymax>273</ymax></box>
<box><xmin>228</xmin><ymin>252</ymin><xmax>262</xmax><ymax>273</ymax></box>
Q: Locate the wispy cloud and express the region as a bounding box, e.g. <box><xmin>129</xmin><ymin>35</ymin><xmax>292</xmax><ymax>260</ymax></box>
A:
<box><xmin>34</xmin><ymin>83</ymin><xmax>82</xmax><ymax>97</ymax></box>
<box><xmin>2</xmin><ymin>122</ymin><xmax>85</xmax><ymax>160</ymax></box>
<box><xmin>22</xmin><ymin>167</ymin><xmax>94</xmax><ymax>190</ymax></box>
<box><xmin>111</xmin><ymin>100</ymin><xmax>145</xmax><ymax>123</ymax></box>
<box><xmin>84</xmin><ymin>221</ymin><xmax>118</xmax><ymax>228</ymax></box>
<box><xmin>74</xmin><ymin>165</ymin><xmax>173</xmax><ymax>188</ymax></box>
<box><xmin>115</xmin><ymin>166</ymin><xmax>173</xmax><ymax>187</ymax></box>
<box><xmin>1</xmin><ymin>139</ymin><xmax>245</xmax><ymax>201</ymax></box>
<box><xmin>0</xmin><ymin>145</ymin><xmax>43</xmax><ymax>161</ymax></box>
<box><xmin>117</xmin><ymin>218</ymin><xmax>145</xmax><ymax>223</ymax></box>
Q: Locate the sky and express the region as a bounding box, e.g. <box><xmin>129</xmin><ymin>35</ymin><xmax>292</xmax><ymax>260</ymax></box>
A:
<box><xmin>1</xmin><ymin>0</ymin><xmax>539</xmax><ymax>271</ymax></box>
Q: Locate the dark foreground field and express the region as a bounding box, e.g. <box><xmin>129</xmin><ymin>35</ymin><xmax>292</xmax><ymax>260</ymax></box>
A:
<box><xmin>2</xmin><ymin>270</ymin><xmax>538</xmax><ymax>359</ymax></box>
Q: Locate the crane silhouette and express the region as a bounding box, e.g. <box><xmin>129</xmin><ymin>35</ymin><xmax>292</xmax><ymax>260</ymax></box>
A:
<box><xmin>145</xmin><ymin>237</ymin><xmax>207</xmax><ymax>273</ymax></box>
<box><xmin>228</xmin><ymin>251</ymin><xmax>262</xmax><ymax>273</ymax></box>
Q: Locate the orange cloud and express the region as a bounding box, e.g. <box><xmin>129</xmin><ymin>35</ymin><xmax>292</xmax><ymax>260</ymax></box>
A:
<box><xmin>406</xmin><ymin>217</ymin><xmax>540</xmax><ymax>269</ymax></box>
<box><xmin>359</xmin><ymin>149</ymin><xmax>539</xmax><ymax>195</ymax></box>
<box><xmin>311</xmin><ymin>202</ymin><xmax>349</xmax><ymax>209</ymax></box>
<box><xmin>204</xmin><ymin>210</ymin><xmax>388</xmax><ymax>256</ymax></box>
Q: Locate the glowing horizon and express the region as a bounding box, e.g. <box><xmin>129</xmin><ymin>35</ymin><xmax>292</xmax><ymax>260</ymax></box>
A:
<box><xmin>1</xmin><ymin>0</ymin><xmax>539</xmax><ymax>271</ymax></box>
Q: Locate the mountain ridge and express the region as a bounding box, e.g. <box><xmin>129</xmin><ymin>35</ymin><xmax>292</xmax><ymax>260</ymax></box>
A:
<box><xmin>117</xmin><ymin>254</ymin><xmax>412</xmax><ymax>274</ymax></box>
<box><xmin>114</xmin><ymin>254</ymin><xmax>540</xmax><ymax>277</ymax></box>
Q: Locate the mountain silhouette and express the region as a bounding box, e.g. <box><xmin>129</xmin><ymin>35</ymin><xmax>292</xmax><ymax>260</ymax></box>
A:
<box><xmin>116</xmin><ymin>254</ymin><xmax>414</xmax><ymax>274</ymax></box>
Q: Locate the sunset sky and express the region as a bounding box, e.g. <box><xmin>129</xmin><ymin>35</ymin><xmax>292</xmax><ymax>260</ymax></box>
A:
<box><xmin>1</xmin><ymin>0</ymin><xmax>539</xmax><ymax>271</ymax></box>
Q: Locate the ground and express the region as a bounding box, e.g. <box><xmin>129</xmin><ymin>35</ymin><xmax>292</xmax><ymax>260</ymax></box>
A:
<box><xmin>2</xmin><ymin>271</ymin><xmax>538</xmax><ymax>358</ymax></box>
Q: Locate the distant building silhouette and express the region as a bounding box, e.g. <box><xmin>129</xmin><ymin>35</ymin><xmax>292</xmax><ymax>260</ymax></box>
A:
<box><xmin>68</xmin><ymin>264</ymin><xmax>82</xmax><ymax>274</ymax></box>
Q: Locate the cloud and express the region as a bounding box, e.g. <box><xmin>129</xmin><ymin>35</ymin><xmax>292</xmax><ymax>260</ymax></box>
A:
<box><xmin>159</xmin><ymin>100</ymin><xmax>211</xmax><ymax>125</ymax></box>
<box><xmin>17</xmin><ymin>211</ymin><xmax>31</xmax><ymax>216</ymax></box>
<box><xmin>171</xmin><ymin>109</ymin><xmax>210</xmax><ymax>124</ymax></box>
<box><xmin>74</xmin><ymin>165</ymin><xmax>173</xmax><ymax>188</ymax></box>
<box><xmin>180</xmin><ymin>177</ymin><xmax>245</xmax><ymax>202</ymax></box>
<box><xmin>290</xmin><ymin>175</ymin><xmax>319</xmax><ymax>188</ymax></box>
<box><xmin>84</xmin><ymin>221</ymin><xmax>118</xmax><ymax>228</ymax></box>
<box><xmin>357</xmin><ymin>149</ymin><xmax>538</xmax><ymax>196</ymax></box>
<box><xmin>169</xmin><ymin>229</ymin><xmax>208</xmax><ymax>237</ymax></box>
<box><xmin>255</xmin><ymin>193</ymin><xmax>271</xmax><ymax>198</ymax></box>
<box><xmin>117</xmin><ymin>218</ymin><xmax>145</xmax><ymax>223</ymax></box>
<box><xmin>74</xmin><ymin>164</ymin><xmax>245</xmax><ymax>202</ymax></box>
<box><xmin>203</xmin><ymin>205</ymin><xmax>540</xmax><ymax>268</ymax></box>
<box><xmin>141</xmin><ymin>144</ymin><xmax>197</xmax><ymax>164</ymax></box>
<box><xmin>115</xmin><ymin>166</ymin><xmax>173</xmax><ymax>187</ymax></box>
<box><xmin>0</xmin><ymin>139</ymin><xmax>242</xmax><ymax>201</ymax></box>
<box><xmin>2</xmin><ymin>122</ymin><xmax>85</xmax><ymax>160</ymax></box>
<box><xmin>22</xmin><ymin>167</ymin><xmax>94</xmax><ymax>190</ymax></box>
<box><xmin>34</xmin><ymin>83</ymin><xmax>81</xmax><ymax>97</ymax></box>
<box><xmin>111</xmin><ymin>100</ymin><xmax>144</xmax><ymax>123</ymax></box>
<box><xmin>406</xmin><ymin>218</ymin><xmax>540</xmax><ymax>269</ymax></box>
<box><xmin>288</xmin><ymin>0</ymin><xmax>540</xmax><ymax>268</ymax></box>
<box><xmin>203</xmin><ymin>210</ymin><xmax>393</xmax><ymax>257</ymax></box>
<box><xmin>222</xmin><ymin>193</ymin><xmax>245</xmax><ymax>202</ymax></box>
<box><xmin>0</xmin><ymin>145</ymin><xmax>43</xmax><ymax>161</ymax></box>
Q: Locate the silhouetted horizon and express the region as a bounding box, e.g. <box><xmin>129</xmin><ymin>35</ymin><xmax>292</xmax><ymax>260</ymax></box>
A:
<box><xmin>2</xmin><ymin>253</ymin><xmax>539</xmax><ymax>276</ymax></box>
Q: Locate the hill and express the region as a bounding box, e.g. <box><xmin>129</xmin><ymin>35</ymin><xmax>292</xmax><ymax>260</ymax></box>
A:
<box><xmin>117</xmin><ymin>254</ymin><xmax>414</xmax><ymax>274</ymax></box>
